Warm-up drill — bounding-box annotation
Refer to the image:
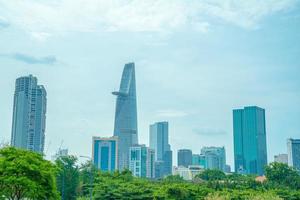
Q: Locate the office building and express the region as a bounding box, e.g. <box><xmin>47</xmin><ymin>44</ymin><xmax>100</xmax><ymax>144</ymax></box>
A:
<box><xmin>233</xmin><ymin>106</ymin><xmax>267</xmax><ymax>175</ymax></box>
<box><xmin>178</xmin><ymin>149</ymin><xmax>192</xmax><ymax>167</ymax></box>
<box><xmin>92</xmin><ymin>136</ymin><xmax>118</xmax><ymax>172</ymax></box>
<box><xmin>192</xmin><ymin>154</ymin><xmax>206</xmax><ymax>168</ymax></box>
<box><xmin>173</xmin><ymin>165</ymin><xmax>204</xmax><ymax>181</ymax></box>
<box><xmin>274</xmin><ymin>154</ymin><xmax>288</xmax><ymax>164</ymax></box>
<box><xmin>201</xmin><ymin>147</ymin><xmax>226</xmax><ymax>171</ymax></box>
<box><xmin>11</xmin><ymin>75</ymin><xmax>47</xmax><ymax>153</ymax></box>
<box><xmin>129</xmin><ymin>145</ymin><xmax>155</xmax><ymax>178</ymax></box>
<box><xmin>112</xmin><ymin>63</ymin><xmax>138</xmax><ymax>170</ymax></box>
<box><xmin>287</xmin><ymin>138</ymin><xmax>300</xmax><ymax>171</ymax></box>
<box><xmin>149</xmin><ymin>122</ymin><xmax>172</xmax><ymax>177</ymax></box>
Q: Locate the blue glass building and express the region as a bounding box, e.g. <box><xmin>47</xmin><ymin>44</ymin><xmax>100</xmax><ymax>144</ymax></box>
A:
<box><xmin>192</xmin><ymin>154</ymin><xmax>206</xmax><ymax>168</ymax></box>
<box><xmin>201</xmin><ymin>146</ymin><xmax>226</xmax><ymax>171</ymax></box>
<box><xmin>177</xmin><ymin>149</ymin><xmax>192</xmax><ymax>167</ymax></box>
<box><xmin>287</xmin><ymin>138</ymin><xmax>300</xmax><ymax>171</ymax></box>
<box><xmin>233</xmin><ymin>106</ymin><xmax>267</xmax><ymax>175</ymax></box>
<box><xmin>113</xmin><ymin>62</ymin><xmax>138</xmax><ymax>170</ymax></box>
<box><xmin>92</xmin><ymin>137</ymin><xmax>118</xmax><ymax>171</ymax></box>
<box><xmin>149</xmin><ymin>122</ymin><xmax>172</xmax><ymax>177</ymax></box>
<box><xmin>11</xmin><ymin>75</ymin><xmax>47</xmax><ymax>153</ymax></box>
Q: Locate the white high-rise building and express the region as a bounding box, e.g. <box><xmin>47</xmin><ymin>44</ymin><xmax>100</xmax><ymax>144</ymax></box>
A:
<box><xmin>129</xmin><ymin>145</ymin><xmax>155</xmax><ymax>178</ymax></box>
<box><xmin>11</xmin><ymin>75</ymin><xmax>47</xmax><ymax>153</ymax></box>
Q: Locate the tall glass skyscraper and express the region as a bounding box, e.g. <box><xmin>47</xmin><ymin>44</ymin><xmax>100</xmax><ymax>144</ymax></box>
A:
<box><xmin>11</xmin><ymin>75</ymin><xmax>47</xmax><ymax>153</ymax></box>
<box><xmin>149</xmin><ymin>122</ymin><xmax>172</xmax><ymax>177</ymax></box>
<box><xmin>92</xmin><ymin>137</ymin><xmax>118</xmax><ymax>172</ymax></box>
<box><xmin>287</xmin><ymin>138</ymin><xmax>300</xmax><ymax>171</ymax></box>
<box><xmin>233</xmin><ymin>106</ymin><xmax>267</xmax><ymax>175</ymax></box>
<box><xmin>113</xmin><ymin>63</ymin><xmax>138</xmax><ymax>170</ymax></box>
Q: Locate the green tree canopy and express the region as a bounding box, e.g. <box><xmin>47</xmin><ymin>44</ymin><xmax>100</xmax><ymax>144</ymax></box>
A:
<box><xmin>56</xmin><ymin>155</ymin><xmax>80</xmax><ymax>200</ymax></box>
<box><xmin>265</xmin><ymin>162</ymin><xmax>300</xmax><ymax>189</ymax></box>
<box><xmin>196</xmin><ymin>169</ymin><xmax>226</xmax><ymax>181</ymax></box>
<box><xmin>0</xmin><ymin>147</ymin><xmax>58</xmax><ymax>200</ymax></box>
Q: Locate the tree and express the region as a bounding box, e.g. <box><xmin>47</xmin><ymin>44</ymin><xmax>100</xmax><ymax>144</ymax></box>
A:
<box><xmin>78</xmin><ymin>160</ymin><xmax>98</xmax><ymax>197</ymax></box>
<box><xmin>56</xmin><ymin>155</ymin><xmax>80</xmax><ymax>200</ymax></box>
<box><xmin>265</xmin><ymin>162</ymin><xmax>300</xmax><ymax>189</ymax></box>
<box><xmin>0</xmin><ymin>147</ymin><xmax>58</xmax><ymax>200</ymax></box>
<box><xmin>196</xmin><ymin>169</ymin><xmax>226</xmax><ymax>181</ymax></box>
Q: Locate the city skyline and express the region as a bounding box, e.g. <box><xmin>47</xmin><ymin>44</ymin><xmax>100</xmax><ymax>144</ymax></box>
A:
<box><xmin>1</xmin><ymin>1</ymin><xmax>300</xmax><ymax>168</ymax></box>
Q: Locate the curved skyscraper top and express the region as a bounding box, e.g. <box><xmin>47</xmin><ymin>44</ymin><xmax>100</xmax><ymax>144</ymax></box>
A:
<box><xmin>113</xmin><ymin>62</ymin><xmax>138</xmax><ymax>170</ymax></box>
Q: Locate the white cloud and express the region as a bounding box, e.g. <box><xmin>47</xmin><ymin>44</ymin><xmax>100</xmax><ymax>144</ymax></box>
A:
<box><xmin>0</xmin><ymin>0</ymin><xmax>297</xmax><ymax>38</ymax></box>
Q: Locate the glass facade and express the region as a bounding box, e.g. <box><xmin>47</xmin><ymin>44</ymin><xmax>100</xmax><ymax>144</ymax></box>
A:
<box><xmin>129</xmin><ymin>145</ymin><xmax>155</xmax><ymax>178</ymax></box>
<box><xmin>233</xmin><ymin>106</ymin><xmax>267</xmax><ymax>175</ymax></box>
<box><xmin>113</xmin><ymin>63</ymin><xmax>138</xmax><ymax>170</ymax></box>
<box><xmin>192</xmin><ymin>154</ymin><xmax>206</xmax><ymax>168</ymax></box>
<box><xmin>11</xmin><ymin>75</ymin><xmax>46</xmax><ymax>153</ymax></box>
<box><xmin>93</xmin><ymin>137</ymin><xmax>118</xmax><ymax>172</ymax></box>
<box><xmin>287</xmin><ymin>138</ymin><xmax>300</xmax><ymax>171</ymax></box>
<box><xmin>177</xmin><ymin>149</ymin><xmax>192</xmax><ymax>167</ymax></box>
<box><xmin>149</xmin><ymin>122</ymin><xmax>172</xmax><ymax>178</ymax></box>
<box><xmin>201</xmin><ymin>147</ymin><xmax>226</xmax><ymax>171</ymax></box>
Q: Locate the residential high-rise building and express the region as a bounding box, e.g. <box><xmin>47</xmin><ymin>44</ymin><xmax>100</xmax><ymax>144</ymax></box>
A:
<box><xmin>233</xmin><ymin>106</ymin><xmax>267</xmax><ymax>175</ymax></box>
<box><xmin>287</xmin><ymin>138</ymin><xmax>300</xmax><ymax>171</ymax></box>
<box><xmin>113</xmin><ymin>63</ymin><xmax>138</xmax><ymax>170</ymax></box>
<box><xmin>149</xmin><ymin>121</ymin><xmax>172</xmax><ymax>177</ymax></box>
<box><xmin>201</xmin><ymin>146</ymin><xmax>226</xmax><ymax>171</ymax></box>
<box><xmin>129</xmin><ymin>145</ymin><xmax>155</xmax><ymax>178</ymax></box>
<box><xmin>92</xmin><ymin>136</ymin><xmax>118</xmax><ymax>172</ymax></box>
<box><xmin>192</xmin><ymin>154</ymin><xmax>206</xmax><ymax>168</ymax></box>
<box><xmin>274</xmin><ymin>154</ymin><xmax>288</xmax><ymax>164</ymax></box>
<box><xmin>178</xmin><ymin>149</ymin><xmax>192</xmax><ymax>167</ymax></box>
<box><xmin>11</xmin><ymin>75</ymin><xmax>47</xmax><ymax>153</ymax></box>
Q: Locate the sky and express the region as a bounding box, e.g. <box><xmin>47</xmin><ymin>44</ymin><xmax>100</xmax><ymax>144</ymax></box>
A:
<box><xmin>0</xmin><ymin>0</ymin><xmax>299</xmax><ymax>168</ymax></box>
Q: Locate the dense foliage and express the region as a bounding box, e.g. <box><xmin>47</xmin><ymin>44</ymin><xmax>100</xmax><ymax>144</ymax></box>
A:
<box><xmin>56</xmin><ymin>155</ymin><xmax>80</xmax><ymax>200</ymax></box>
<box><xmin>1</xmin><ymin>146</ymin><xmax>300</xmax><ymax>200</ymax></box>
<box><xmin>0</xmin><ymin>147</ymin><xmax>59</xmax><ymax>200</ymax></box>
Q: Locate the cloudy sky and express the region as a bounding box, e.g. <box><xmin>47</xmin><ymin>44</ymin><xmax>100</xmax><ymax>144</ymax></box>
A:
<box><xmin>0</xmin><ymin>0</ymin><xmax>299</xmax><ymax>167</ymax></box>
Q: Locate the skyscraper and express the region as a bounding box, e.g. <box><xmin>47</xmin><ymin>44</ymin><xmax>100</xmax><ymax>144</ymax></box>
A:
<box><xmin>178</xmin><ymin>149</ymin><xmax>192</xmax><ymax>167</ymax></box>
<box><xmin>192</xmin><ymin>154</ymin><xmax>206</xmax><ymax>168</ymax></box>
<box><xmin>113</xmin><ymin>63</ymin><xmax>138</xmax><ymax>170</ymax></box>
<box><xmin>92</xmin><ymin>136</ymin><xmax>118</xmax><ymax>172</ymax></box>
<box><xmin>149</xmin><ymin>122</ymin><xmax>172</xmax><ymax>177</ymax></box>
<box><xmin>129</xmin><ymin>145</ymin><xmax>155</xmax><ymax>178</ymax></box>
<box><xmin>11</xmin><ymin>75</ymin><xmax>47</xmax><ymax>153</ymax></box>
<box><xmin>287</xmin><ymin>138</ymin><xmax>300</xmax><ymax>171</ymax></box>
<box><xmin>233</xmin><ymin>106</ymin><xmax>267</xmax><ymax>175</ymax></box>
<box><xmin>201</xmin><ymin>146</ymin><xmax>226</xmax><ymax>171</ymax></box>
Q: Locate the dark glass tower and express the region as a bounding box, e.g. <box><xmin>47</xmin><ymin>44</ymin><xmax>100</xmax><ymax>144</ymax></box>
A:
<box><xmin>233</xmin><ymin>106</ymin><xmax>267</xmax><ymax>175</ymax></box>
<box><xmin>11</xmin><ymin>75</ymin><xmax>47</xmax><ymax>153</ymax></box>
<box><xmin>177</xmin><ymin>149</ymin><xmax>192</xmax><ymax>167</ymax></box>
<box><xmin>113</xmin><ymin>63</ymin><xmax>138</xmax><ymax>170</ymax></box>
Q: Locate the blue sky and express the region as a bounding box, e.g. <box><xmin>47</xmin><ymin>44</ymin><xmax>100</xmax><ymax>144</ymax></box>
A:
<box><xmin>0</xmin><ymin>0</ymin><xmax>299</xmax><ymax>167</ymax></box>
